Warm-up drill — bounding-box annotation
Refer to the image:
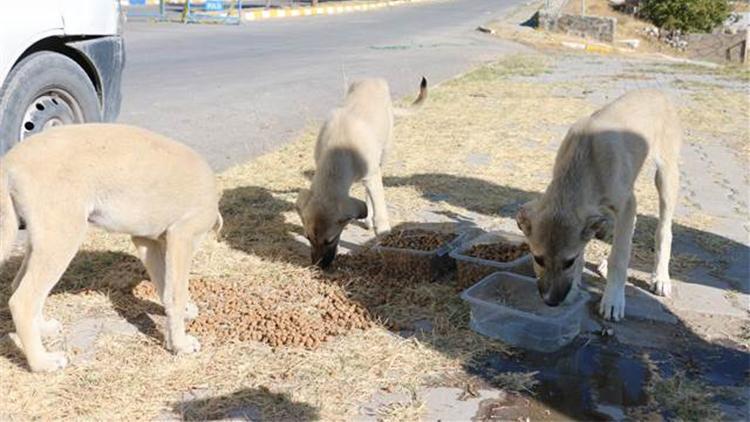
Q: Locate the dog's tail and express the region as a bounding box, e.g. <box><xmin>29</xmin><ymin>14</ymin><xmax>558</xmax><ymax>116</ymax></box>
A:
<box><xmin>393</xmin><ymin>77</ymin><xmax>428</xmax><ymax>117</ymax></box>
<box><xmin>0</xmin><ymin>166</ymin><xmax>19</xmax><ymax>264</ymax></box>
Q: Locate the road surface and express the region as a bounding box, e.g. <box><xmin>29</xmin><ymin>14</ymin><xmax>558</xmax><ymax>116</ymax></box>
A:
<box><xmin>120</xmin><ymin>0</ymin><xmax>528</xmax><ymax>170</ymax></box>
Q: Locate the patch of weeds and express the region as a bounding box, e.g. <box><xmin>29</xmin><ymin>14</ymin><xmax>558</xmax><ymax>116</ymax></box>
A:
<box><xmin>673</xmin><ymin>78</ymin><xmax>725</xmax><ymax>91</ymax></box>
<box><xmin>650</xmin><ymin>372</ymin><xmax>723</xmax><ymax>421</ymax></box>
<box><xmin>491</xmin><ymin>371</ymin><xmax>539</xmax><ymax>394</ymax></box>
<box><xmin>644</xmin><ymin>62</ymin><xmax>750</xmax><ymax>83</ymax></box>
<box><xmin>719</xmin><ymin>65</ymin><xmax>750</xmax><ymax>82</ymax></box>
<box><xmin>462</xmin><ymin>55</ymin><xmax>549</xmax><ymax>83</ymax></box>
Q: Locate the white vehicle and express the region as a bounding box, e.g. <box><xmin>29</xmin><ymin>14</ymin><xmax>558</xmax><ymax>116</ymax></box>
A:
<box><xmin>0</xmin><ymin>0</ymin><xmax>125</xmax><ymax>154</ymax></box>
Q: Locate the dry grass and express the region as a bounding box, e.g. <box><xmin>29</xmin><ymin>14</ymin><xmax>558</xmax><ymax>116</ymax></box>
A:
<box><xmin>0</xmin><ymin>51</ymin><xmax>747</xmax><ymax>419</ymax></box>
<box><xmin>650</xmin><ymin>372</ymin><xmax>723</xmax><ymax>421</ymax></box>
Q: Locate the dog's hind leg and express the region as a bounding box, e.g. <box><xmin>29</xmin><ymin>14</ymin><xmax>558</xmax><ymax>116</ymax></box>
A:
<box><xmin>9</xmin><ymin>222</ymin><xmax>85</xmax><ymax>372</ymax></box>
<box><xmin>161</xmin><ymin>228</ymin><xmax>200</xmax><ymax>355</ymax></box>
<box><xmin>132</xmin><ymin>236</ymin><xmax>198</xmax><ymax>320</ymax></box>
<box><xmin>599</xmin><ymin>195</ymin><xmax>637</xmax><ymax>321</ymax></box>
<box><xmin>652</xmin><ymin>160</ymin><xmax>679</xmax><ymax>297</ymax></box>
<box><xmin>8</xmin><ymin>251</ymin><xmax>61</xmax><ymax>339</ymax></box>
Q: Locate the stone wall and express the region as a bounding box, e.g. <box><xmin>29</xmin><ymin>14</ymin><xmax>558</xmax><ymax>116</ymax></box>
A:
<box><xmin>687</xmin><ymin>30</ymin><xmax>749</xmax><ymax>65</ymax></box>
<box><xmin>538</xmin><ymin>12</ymin><xmax>617</xmax><ymax>43</ymax></box>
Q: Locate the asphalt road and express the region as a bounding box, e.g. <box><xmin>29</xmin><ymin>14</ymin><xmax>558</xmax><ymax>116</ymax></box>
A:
<box><xmin>120</xmin><ymin>0</ymin><xmax>528</xmax><ymax>170</ymax></box>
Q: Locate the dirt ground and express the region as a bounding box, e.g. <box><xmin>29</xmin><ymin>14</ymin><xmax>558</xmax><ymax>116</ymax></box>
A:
<box><xmin>1</xmin><ymin>31</ymin><xmax>749</xmax><ymax>421</ymax></box>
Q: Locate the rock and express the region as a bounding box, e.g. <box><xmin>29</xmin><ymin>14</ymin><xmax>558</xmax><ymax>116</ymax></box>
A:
<box><xmin>617</xmin><ymin>38</ymin><xmax>640</xmax><ymax>49</ymax></box>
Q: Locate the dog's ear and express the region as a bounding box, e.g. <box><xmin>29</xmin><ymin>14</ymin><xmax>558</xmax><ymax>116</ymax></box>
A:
<box><xmin>515</xmin><ymin>202</ymin><xmax>535</xmax><ymax>236</ymax></box>
<box><xmin>582</xmin><ymin>213</ymin><xmax>612</xmax><ymax>241</ymax></box>
<box><xmin>295</xmin><ymin>189</ymin><xmax>311</xmax><ymax>215</ymax></box>
<box><xmin>339</xmin><ymin>197</ymin><xmax>367</xmax><ymax>223</ymax></box>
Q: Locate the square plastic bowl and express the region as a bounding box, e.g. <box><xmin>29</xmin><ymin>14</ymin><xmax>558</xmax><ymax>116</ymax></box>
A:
<box><xmin>461</xmin><ymin>271</ymin><xmax>590</xmax><ymax>353</ymax></box>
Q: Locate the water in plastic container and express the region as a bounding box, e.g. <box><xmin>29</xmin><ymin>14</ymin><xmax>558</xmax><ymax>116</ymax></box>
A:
<box><xmin>461</xmin><ymin>271</ymin><xmax>590</xmax><ymax>353</ymax></box>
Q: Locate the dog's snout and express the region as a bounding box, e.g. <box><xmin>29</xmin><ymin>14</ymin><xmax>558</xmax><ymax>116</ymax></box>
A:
<box><xmin>538</xmin><ymin>277</ymin><xmax>572</xmax><ymax>307</ymax></box>
<box><xmin>312</xmin><ymin>243</ymin><xmax>338</xmax><ymax>269</ymax></box>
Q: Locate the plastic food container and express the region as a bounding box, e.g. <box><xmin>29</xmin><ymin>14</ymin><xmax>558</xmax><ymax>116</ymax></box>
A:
<box><xmin>450</xmin><ymin>230</ymin><xmax>534</xmax><ymax>289</ymax></box>
<box><xmin>372</xmin><ymin>224</ymin><xmax>472</xmax><ymax>281</ymax></box>
<box><xmin>461</xmin><ymin>271</ymin><xmax>590</xmax><ymax>353</ymax></box>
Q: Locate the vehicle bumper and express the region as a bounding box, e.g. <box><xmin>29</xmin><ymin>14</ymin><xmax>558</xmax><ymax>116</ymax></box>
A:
<box><xmin>66</xmin><ymin>36</ymin><xmax>125</xmax><ymax>122</ymax></box>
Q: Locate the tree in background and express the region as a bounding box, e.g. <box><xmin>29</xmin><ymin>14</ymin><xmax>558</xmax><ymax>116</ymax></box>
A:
<box><xmin>640</xmin><ymin>0</ymin><xmax>731</xmax><ymax>32</ymax></box>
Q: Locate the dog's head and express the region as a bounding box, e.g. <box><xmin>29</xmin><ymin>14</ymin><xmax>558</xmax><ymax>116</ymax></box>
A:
<box><xmin>516</xmin><ymin>200</ymin><xmax>612</xmax><ymax>306</ymax></box>
<box><xmin>296</xmin><ymin>189</ymin><xmax>367</xmax><ymax>269</ymax></box>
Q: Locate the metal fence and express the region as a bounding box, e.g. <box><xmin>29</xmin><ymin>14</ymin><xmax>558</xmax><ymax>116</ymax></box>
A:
<box><xmin>124</xmin><ymin>0</ymin><xmax>243</xmax><ymax>25</ymax></box>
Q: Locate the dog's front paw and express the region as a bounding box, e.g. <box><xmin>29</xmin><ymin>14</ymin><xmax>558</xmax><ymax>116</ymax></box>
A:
<box><xmin>651</xmin><ymin>275</ymin><xmax>672</xmax><ymax>297</ymax></box>
<box><xmin>185</xmin><ymin>302</ymin><xmax>199</xmax><ymax>321</ymax></box>
<box><xmin>40</xmin><ymin>318</ymin><xmax>63</xmax><ymax>338</ymax></box>
<box><xmin>28</xmin><ymin>351</ymin><xmax>68</xmax><ymax>373</ymax></box>
<box><xmin>169</xmin><ymin>334</ymin><xmax>201</xmax><ymax>355</ymax></box>
<box><xmin>599</xmin><ymin>286</ymin><xmax>626</xmax><ymax>321</ymax></box>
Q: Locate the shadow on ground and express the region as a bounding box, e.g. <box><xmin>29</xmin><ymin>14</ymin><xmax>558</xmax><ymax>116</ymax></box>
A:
<box><xmin>220</xmin><ymin>185</ymin><xmax>309</xmax><ymax>266</ymax></box>
<box><xmin>172</xmin><ymin>387</ymin><xmax>319</xmax><ymax>421</ymax></box>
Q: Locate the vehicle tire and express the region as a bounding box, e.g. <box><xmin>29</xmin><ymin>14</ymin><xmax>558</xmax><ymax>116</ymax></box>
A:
<box><xmin>0</xmin><ymin>51</ymin><xmax>101</xmax><ymax>154</ymax></box>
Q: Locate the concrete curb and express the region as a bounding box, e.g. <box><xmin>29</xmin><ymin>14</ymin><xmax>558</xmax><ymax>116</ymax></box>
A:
<box><xmin>122</xmin><ymin>0</ymin><xmax>432</xmax><ymax>22</ymax></box>
<box><xmin>242</xmin><ymin>0</ymin><xmax>430</xmax><ymax>22</ymax></box>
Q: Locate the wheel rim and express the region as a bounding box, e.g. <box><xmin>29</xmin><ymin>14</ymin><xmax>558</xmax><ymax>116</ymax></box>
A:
<box><xmin>20</xmin><ymin>88</ymin><xmax>85</xmax><ymax>140</ymax></box>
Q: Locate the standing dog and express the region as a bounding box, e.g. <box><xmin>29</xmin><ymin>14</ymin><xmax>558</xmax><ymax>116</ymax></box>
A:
<box><xmin>297</xmin><ymin>77</ymin><xmax>427</xmax><ymax>268</ymax></box>
<box><xmin>515</xmin><ymin>90</ymin><xmax>681</xmax><ymax>321</ymax></box>
<box><xmin>0</xmin><ymin>124</ymin><xmax>222</xmax><ymax>372</ymax></box>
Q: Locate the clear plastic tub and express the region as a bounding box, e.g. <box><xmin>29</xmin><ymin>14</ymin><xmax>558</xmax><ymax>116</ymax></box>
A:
<box><xmin>461</xmin><ymin>271</ymin><xmax>590</xmax><ymax>353</ymax></box>
<box><xmin>372</xmin><ymin>223</ymin><xmax>471</xmax><ymax>281</ymax></box>
<box><xmin>450</xmin><ymin>230</ymin><xmax>534</xmax><ymax>289</ymax></box>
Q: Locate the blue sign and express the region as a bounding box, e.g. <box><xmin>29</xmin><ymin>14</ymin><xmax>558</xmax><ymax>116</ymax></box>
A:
<box><xmin>205</xmin><ymin>0</ymin><xmax>224</xmax><ymax>11</ymax></box>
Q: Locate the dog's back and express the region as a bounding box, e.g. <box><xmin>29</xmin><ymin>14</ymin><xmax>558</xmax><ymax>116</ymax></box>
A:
<box><xmin>552</xmin><ymin>90</ymin><xmax>681</xmax><ymax>199</ymax></box>
<box><xmin>1</xmin><ymin>124</ymin><xmax>219</xmax><ymax>239</ymax></box>
<box><xmin>314</xmin><ymin>78</ymin><xmax>393</xmax><ymax>173</ymax></box>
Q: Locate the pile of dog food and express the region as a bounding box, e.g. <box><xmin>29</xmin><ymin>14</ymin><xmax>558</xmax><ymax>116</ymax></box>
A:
<box><xmin>378</xmin><ymin>228</ymin><xmax>457</xmax><ymax>251</ymax></box>
<box><xmin>465</xmin><ymin>242</ymin><xmax>530</xmax><ymax>262</ymax></box>
<box><xmin>131</xmin><ymin>278</ymin><xmax>372</xmax><ymax>349</ymax></box>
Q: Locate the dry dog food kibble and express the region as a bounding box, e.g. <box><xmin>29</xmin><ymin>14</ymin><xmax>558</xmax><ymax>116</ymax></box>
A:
<box><xmin>131</xmin><ymin>279</ymin><xmax>372</xmax><ymax>350</ymax></box>
<box><xmin>379</xmin><ymin>229</ymin><xmax>457</xmax><ymax>251</ymax></box>
<box><xmin>466</xmin><ymin>242</ymin><xmax>530</xmax><ymax>262</ymax></box>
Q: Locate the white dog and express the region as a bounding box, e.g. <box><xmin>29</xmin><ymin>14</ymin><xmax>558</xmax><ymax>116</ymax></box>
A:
<box><xmin>297</xmin><ymin>77</ymin><xmax>426</xmax><ymax>268</ymax></box>
<box><xmin>516</xmin><ymin>89</ymin><xmax>681</xmax><ymax>321</ymax></box>
<box><xmin>0</xmin><ymin>124</ymin><xmax>221</xmax><ymax>372</ymax></box>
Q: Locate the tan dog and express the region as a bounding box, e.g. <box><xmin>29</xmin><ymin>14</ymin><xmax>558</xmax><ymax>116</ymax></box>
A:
<box><xmin>516</xmin><ymin>89</ymin><xmax>681</xmax><ymax>321</ymax></box>
<box><xmin>297</xmin><ymin>77</ymin><xmax>427</xmax><ymax>268</ymax></box>
<box><xmin>0</xmin><ymin>124</ymin><xmax>222</xmax><ymax>372</ymax></box>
